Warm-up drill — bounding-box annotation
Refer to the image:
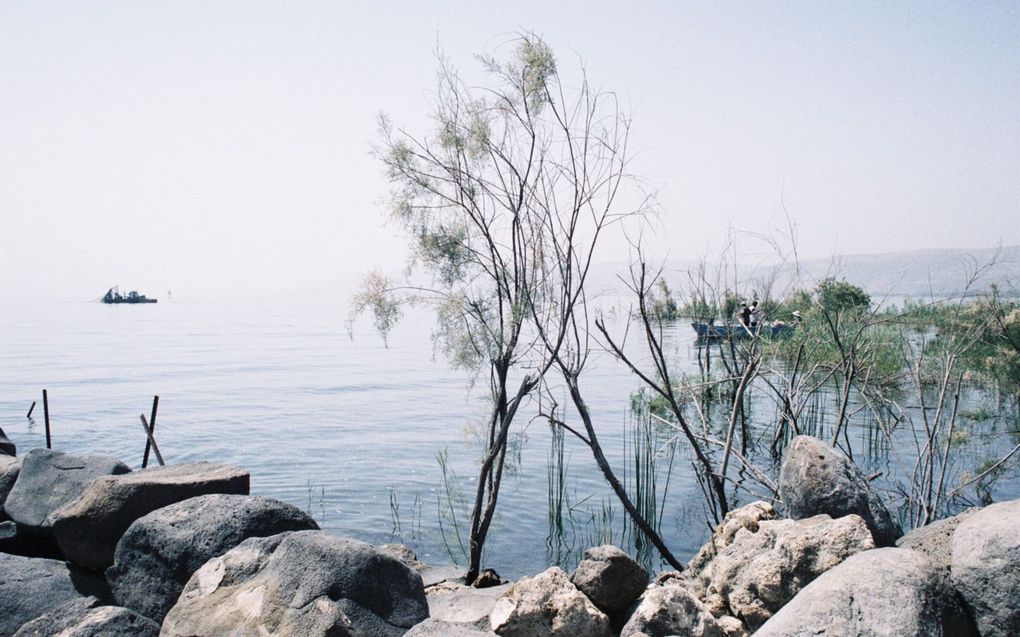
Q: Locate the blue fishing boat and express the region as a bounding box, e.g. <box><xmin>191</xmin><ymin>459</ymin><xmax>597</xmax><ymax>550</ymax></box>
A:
<box><xmin>102</xmin><ymin>286</ymin><xmax>157</xmax><ymax>304</ymax></box>
<box><xmin>691</xmin><ymin>321</ymin><xmax>793</xmax><ymax>339</ymax></box>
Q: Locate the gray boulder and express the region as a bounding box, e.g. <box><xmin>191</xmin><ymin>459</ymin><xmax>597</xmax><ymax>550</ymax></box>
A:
<box><xmin>897</xmin><ymin>508</ymin><xmax>978</xmax><ymax>573</ymax></box>
<box><xmin>162</xmin><ymin>530</ymin><xmax>429</xmax><ymax>637</ymax></box>
<box><xmin>620</xmin><ymin>585</ymin><xmax>725</xmax><ymax>637</ymax></box>
<box><xmin>0</xmin><ymin>426</ymin><xmax>15</xmax><ymax>456</ymax></box>
<box><xmin>716</xmin><ymin>614</ymin><xmax>750</xmax><ymax>637</ymax></box>
<box><xmin>1</xmin><ymin>455</ymin><xmax>22</xmax><ymax>518</ymax></box>
<box><xmin>755</xmin><ymin>547</ymin><xmax>953</xmax><ymax>636</ymax></box>
<box><xmin>687</xmin><ymin>501</ymin><xmax>778</xmax><ymax>577</ymax></box>
<box><xmin>950</xmin><ymin>499</ymin><xmax>1020</xmax><ymax>637</ymax></box>
<box><xmin>406</xmin><ymin>618</ymin><xmax>496</xmax><ymax>636</ymax></box>
<box><xmin>0</xmin><ymin>519</ymin><xmax>16</xmax><ymax>541</ymax></box>
<box><xmin>698</xmin><ymin>513</ymin><xmax>874</xmax><ymax>630</ymax></box>
<box><xmin>898</xmin><ymin>510</ymin><xmax>981</xmax><ymax>637</ymax></box>
<box><xmin>0</xmin><ymin>552</ymin><xmax>109</xmax><ymax>635</ymax></box>
<box><xmin>778</xmin><ymin>435</ymin><xmax>902</xmax><ymax>546</ymax></box>
<box><xmin>4</xmin><ymin>449</ymin><xmax>130</xmax><ymax>534</ymax></box>
<box><xmin>571</xmin><ymin>544</ymin><xmax>649</xmax><ymax>617</ymax></box>
<box><xmin>50</xmin><ymin>461</ymin><xmax>250</xmax><ymax>570</ymax></box>
<box><xmin>1</xmin><ymin>519</ymin><xmax>23</xmax><ymax>554</ymax></box>
<box><xmin>489</xmin><ymin>567</ymin><xmax>612</xmax><ymax>637</ymax></box>
<box><xmin>422</xmin><ymin>563</ymin><xmax>469</xmax><ymax>587</ymax></box>
<box><xmin>428</xmin><ymin>582</ymin><xmax>512</xmax><ymax>629</ymax></box>
<box><xmin>12</xmin><ymin>596</ymin><xmax>160</xmax><ymax>637</ymax></box>
<box><xmin>106</xmin><ymin>493</ymin><xmax>318</xmax><ymax>623</ymax></box>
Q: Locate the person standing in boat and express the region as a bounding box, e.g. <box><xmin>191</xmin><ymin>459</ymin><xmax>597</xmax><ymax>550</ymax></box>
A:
<box><xmin>749</xmin><ymin>301</ymin><xmax>760</xmax><ymax>332</ymax></box>
<box><xmin>738</xmin><ymin>302</ymin><xmax>751</xmax><ymax>327</ymax></box>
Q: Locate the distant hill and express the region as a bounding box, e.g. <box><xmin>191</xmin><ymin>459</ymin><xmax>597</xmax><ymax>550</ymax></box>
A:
<box><xmin>590</xmin><ymin>246</ymin><xmax>1020</xmax><ymax>301</ymax></box>
<box><xmin>795</xmin><ymin>246</ymin><xmax>1020</xmax><ymax>298</ymax></box>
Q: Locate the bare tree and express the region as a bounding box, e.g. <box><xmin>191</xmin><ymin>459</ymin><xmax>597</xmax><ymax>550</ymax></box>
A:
<box><xmin>355</xmin><ymin>33</ymin><xmax>651</xmax><ymax>582</ymax></box>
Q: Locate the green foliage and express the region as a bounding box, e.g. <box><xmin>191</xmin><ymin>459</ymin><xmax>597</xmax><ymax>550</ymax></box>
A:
<box><xmin>676</xmin><ymin>289</ymin><xmax>742</xmax><ymax>321</ymax></box>
<box><xmin>432</xmin><ymin>294</ymin><xmax>488</xmax><ymax>371</ymax></box>
<box><xmin>368</xmin><ymin>32</ymin><xmax>575</xmax><ymax>372</ymax></box>
<box><xmin>768</xmin><ymin>279</ymin><xmax>902</xmax><ymax>396</ymax></box>
<box><xmin>649</xmin><ymin>279</ymin><xmax>679</xmax><ymax>320</ymax></box>
<box><xmin>629</xmin><ymin>387</ymin><xmax>672</xmax><ymax>422</ymax></box>
<box><xmin>938</xmin><ymin>293</ymin><xmax>1020</xmax><ymax>393</ymax></box>
<box><xmin>816</xmin><ymin>277</ymin><xmax>871</xmax><ymax>312</ymax></box>
<box><xmin>892</xmin><ymin>289</ymin><xmax>1020</xmax><ymax>394</ymax></box>
<box><xmin>347</xmin><ymin>271</ymin><xmax>402</xmax><ymax>346</ymax></box>
<box><xmin>769</xmin><ymin>288</ymin><xmax>812</xmax><ymax>323</ymax></box>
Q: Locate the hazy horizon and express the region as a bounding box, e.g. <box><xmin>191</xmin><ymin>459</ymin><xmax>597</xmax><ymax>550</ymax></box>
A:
<box><xmin>3</xmin><ymin>2</ymin><xmax>1018</xmax><ymax>301</ymax></box>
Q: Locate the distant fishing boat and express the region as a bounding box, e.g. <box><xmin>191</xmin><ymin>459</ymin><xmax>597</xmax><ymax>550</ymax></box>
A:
<box><xmin>102</xmin><ymin>286</ymin><xmax>157</xmax><ymax>304</ymax></box>
<box><xmin>691</xmin><ymin>321</ymin><xmax>793</xmax><ymax>340</ymax></box>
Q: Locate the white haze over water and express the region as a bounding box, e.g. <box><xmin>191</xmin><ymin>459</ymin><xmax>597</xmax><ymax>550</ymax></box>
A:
<box><xmin>1</xmin><ymin>2</ymin><xmax>1018</xmax><ymax>302</ymax></box>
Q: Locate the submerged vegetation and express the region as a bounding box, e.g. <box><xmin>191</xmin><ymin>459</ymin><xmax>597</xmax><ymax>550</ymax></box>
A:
<box><xmin>527</xmin><ymin>260</ymin><xmax>1019</xmax><ymax>571</ymax></box>
<box><xmin>633</xmin><ymin>264</ymin><xmax>1020</xmax><ymax>529</ymax></box>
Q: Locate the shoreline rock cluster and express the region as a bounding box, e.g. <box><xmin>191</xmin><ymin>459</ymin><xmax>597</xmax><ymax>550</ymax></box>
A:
<box><xmin>1</xmin><ymin>428</ymin><xmax>1017</xmax><ymax>636</ymax></box>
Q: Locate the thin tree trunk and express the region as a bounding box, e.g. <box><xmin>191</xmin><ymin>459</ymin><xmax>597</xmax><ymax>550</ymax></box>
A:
<box><xmin>466</xmin><ymin>374</ymin><xmax>535</xmax><ymax>583</ymax></box>
<box><xmin>565</xmin><ymin>375</ymin><xmax>684</xmax><ymax>572</ymax></box>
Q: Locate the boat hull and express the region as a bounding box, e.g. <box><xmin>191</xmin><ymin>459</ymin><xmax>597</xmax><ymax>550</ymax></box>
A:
<box><xmin>691</xmin><ymin>322</ymin><xmax>792</xmax><ymax>339</ymax></box>
<box><xmin>102</xmin><ymin>298</ymin><xmax>157</xmax><ymax>304</ymax></box>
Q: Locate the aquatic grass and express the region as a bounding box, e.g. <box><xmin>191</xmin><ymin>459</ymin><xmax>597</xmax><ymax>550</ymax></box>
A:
<box><xmin>621</xmin><ymin>399</ymin><xmax>681</xmax><ymax>567</ymax></box>
<box><xmin>545</xmin><ymin>418</ymin><xmax>577</xmax><ymax>567</ymax></box>
<box><xmin>547</xmin><ymin>421</ymin><xmax>568</xmax><ymax>541</ymax></box>
<box><xmin>306</xmin><ymin>481</ymin><xmax>327</xmax><ymax>527</ymax></box>
<box><xmin>388</xmin><ymin>488</ymin><xmax>425</xmax><ymax>545</ymax></box>
<box><xmin>436</xmin><ymin>449</ymin><xmax>468</xmax><ymax>565</ymax></box>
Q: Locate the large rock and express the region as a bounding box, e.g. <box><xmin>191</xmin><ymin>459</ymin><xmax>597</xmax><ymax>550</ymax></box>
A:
<box><xmin>0</xmin><ymin>552</ymin><xmax>109</xmax><ymax>635</ymax></box>
<box><xmin>950</xmin><ymin>499</ymin><xmax>1020</xmax><ymax>637</ymax></box>
<box><xmin>0</xmin><ymin>455</ymin><xmax>22</xmax><ymax>518</ymax></box>
<box><xmin>755</xmin><ymin>547</ymin><xmax>955</xmax><ymax>636</ymax></box>
<box><xmin>3</xmin><ymin>449</ymin><xmax>130</xmax><ymax>534</ymax></box>
<box><xmin>620</xmin><ymin>585</ymin><xmax>725</xmax><ymax>637</ymax></box>
<box><xmin>0</xmin><ymin>426</ymin><xmax>15</xmax><ymax>456</ymax></box>
<box><xmin>378</xmin><ymin>542</ymin><xmax>465</xmax><ymax>587</ymax></box>
<box><xmin>106</xmin><ymin>493</ymin><xmax>318</xmax><ymax>622</ymax></box>
<box><xmin>0</xmin><ymin>518</ymin><xmax>58</xmax><ymax>558</ymax></box>
<box><xmin>489</xmin><ymin>567</ymin><xmax>612</xmax><ymax>637</ymax></box>
<box><xmin>162</xmin><ymin>531</ymin><xmax>429</xmax><ymax>637</ymax></box>
<box><xmin>421</xmin><ymin>563</ymin><xmax>469</xmax><ymax>587</ymax></box>
<box><xmin>406</xmin><ymin>618</ymin><xmax>496</xmax><ymax>636</ymax></box>
<box><xmin>778</xmin><ymin>435</ymin><xmax>902</xmax><ymax>546</ymax></box>
<box><xmin>0</xmin><ymin>520</ymin><xmax>18</xmax><ymax>551</ymax></box>
<box><xmin>50</xmin><ymin>461</ymin><xmax>250</xmax><ymax>570</ymax></box>
<box><xmin>428</xmin><ymin>582</ymin><xmax>512</xmax><ymax>629</ymax></box>
<box><xmin>684</xmin><ymin>501</ymin><xmax>778</xmax><ymax>599</ymax></box>
<box><xmin>898</xmin><ymin>510</ymin><xmax>981</xmax><ymax>637</ymax></box>
<box><xmin>12</xmin><ymin>596</ymin><xmax>160</xmax><ymax>637</ymax></box>
<box><xmin>897</xmin><ymin>508</ymin><xmax>977</xmax><ymax>573</ymax></box>
<box><xmin>571</xmin><ymin>545</ymin><xmax>648</xmax><ymax>617</ymax></box>
<box><xmin>697</xmin><ymin>514</ymin><xmax>874</xmax><ymax>630</ymax></box>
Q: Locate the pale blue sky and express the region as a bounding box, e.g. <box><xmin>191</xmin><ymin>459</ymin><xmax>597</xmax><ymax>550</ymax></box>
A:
<box><xmin>2</xmin><ymin>2</ymin><xmax>1017</xmax><ymax>299</ymax></box>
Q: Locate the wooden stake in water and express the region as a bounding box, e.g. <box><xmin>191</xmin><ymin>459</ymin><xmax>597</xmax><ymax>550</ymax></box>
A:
<box><xmin>142</xmin><ymin>395</ymin><xmax>159</xmax><ymax>468</ymax></box>
<box><xmin>139</xmin><ymin>414</ymin><xmax>165</xmax><ymax>467</ymax></box>
<box><xmin>26</xmin><ymin>401</ymin><xmax>36</xmax><ymax>418</ymax></box>
<box><xmin>43</xmin><ymin>389</ymin><xmax>51</xmax><ymax>449</ymax></box>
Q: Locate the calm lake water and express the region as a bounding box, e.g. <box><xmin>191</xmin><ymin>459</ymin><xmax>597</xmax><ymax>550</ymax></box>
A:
<box><xmin>2</xmin><ymin>296</ymin><xmax>1018</xmax><ymax>577</ymax></box>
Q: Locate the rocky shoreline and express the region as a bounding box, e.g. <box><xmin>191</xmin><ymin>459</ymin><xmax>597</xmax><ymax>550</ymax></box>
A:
<box><xmin>0</xmin><ymin>426</ymin><xmax>1017</xmax><ymax>636</ymax></box>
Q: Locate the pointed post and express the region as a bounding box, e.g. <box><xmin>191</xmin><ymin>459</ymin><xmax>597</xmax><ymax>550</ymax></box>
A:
<box><xmin>43</xmin><ymin>389</ymin><xmax>51</xmax><ymax>449</ymax></box>
<box><xmin>139</xmin><ymin>414</ymin><xmax>165</xmax><ymax>467</ymax></box>
<box><xmin>142</xmin><ymin>395</ymin><xmax>159</xmax><ymax>468</ymax></box>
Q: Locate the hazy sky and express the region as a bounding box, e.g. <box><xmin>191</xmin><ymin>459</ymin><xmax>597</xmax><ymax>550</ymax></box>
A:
<box><xmin>2</xmin><ymin>2</ymin><xmax>1017</xmax><ymax>300</ymax></box>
